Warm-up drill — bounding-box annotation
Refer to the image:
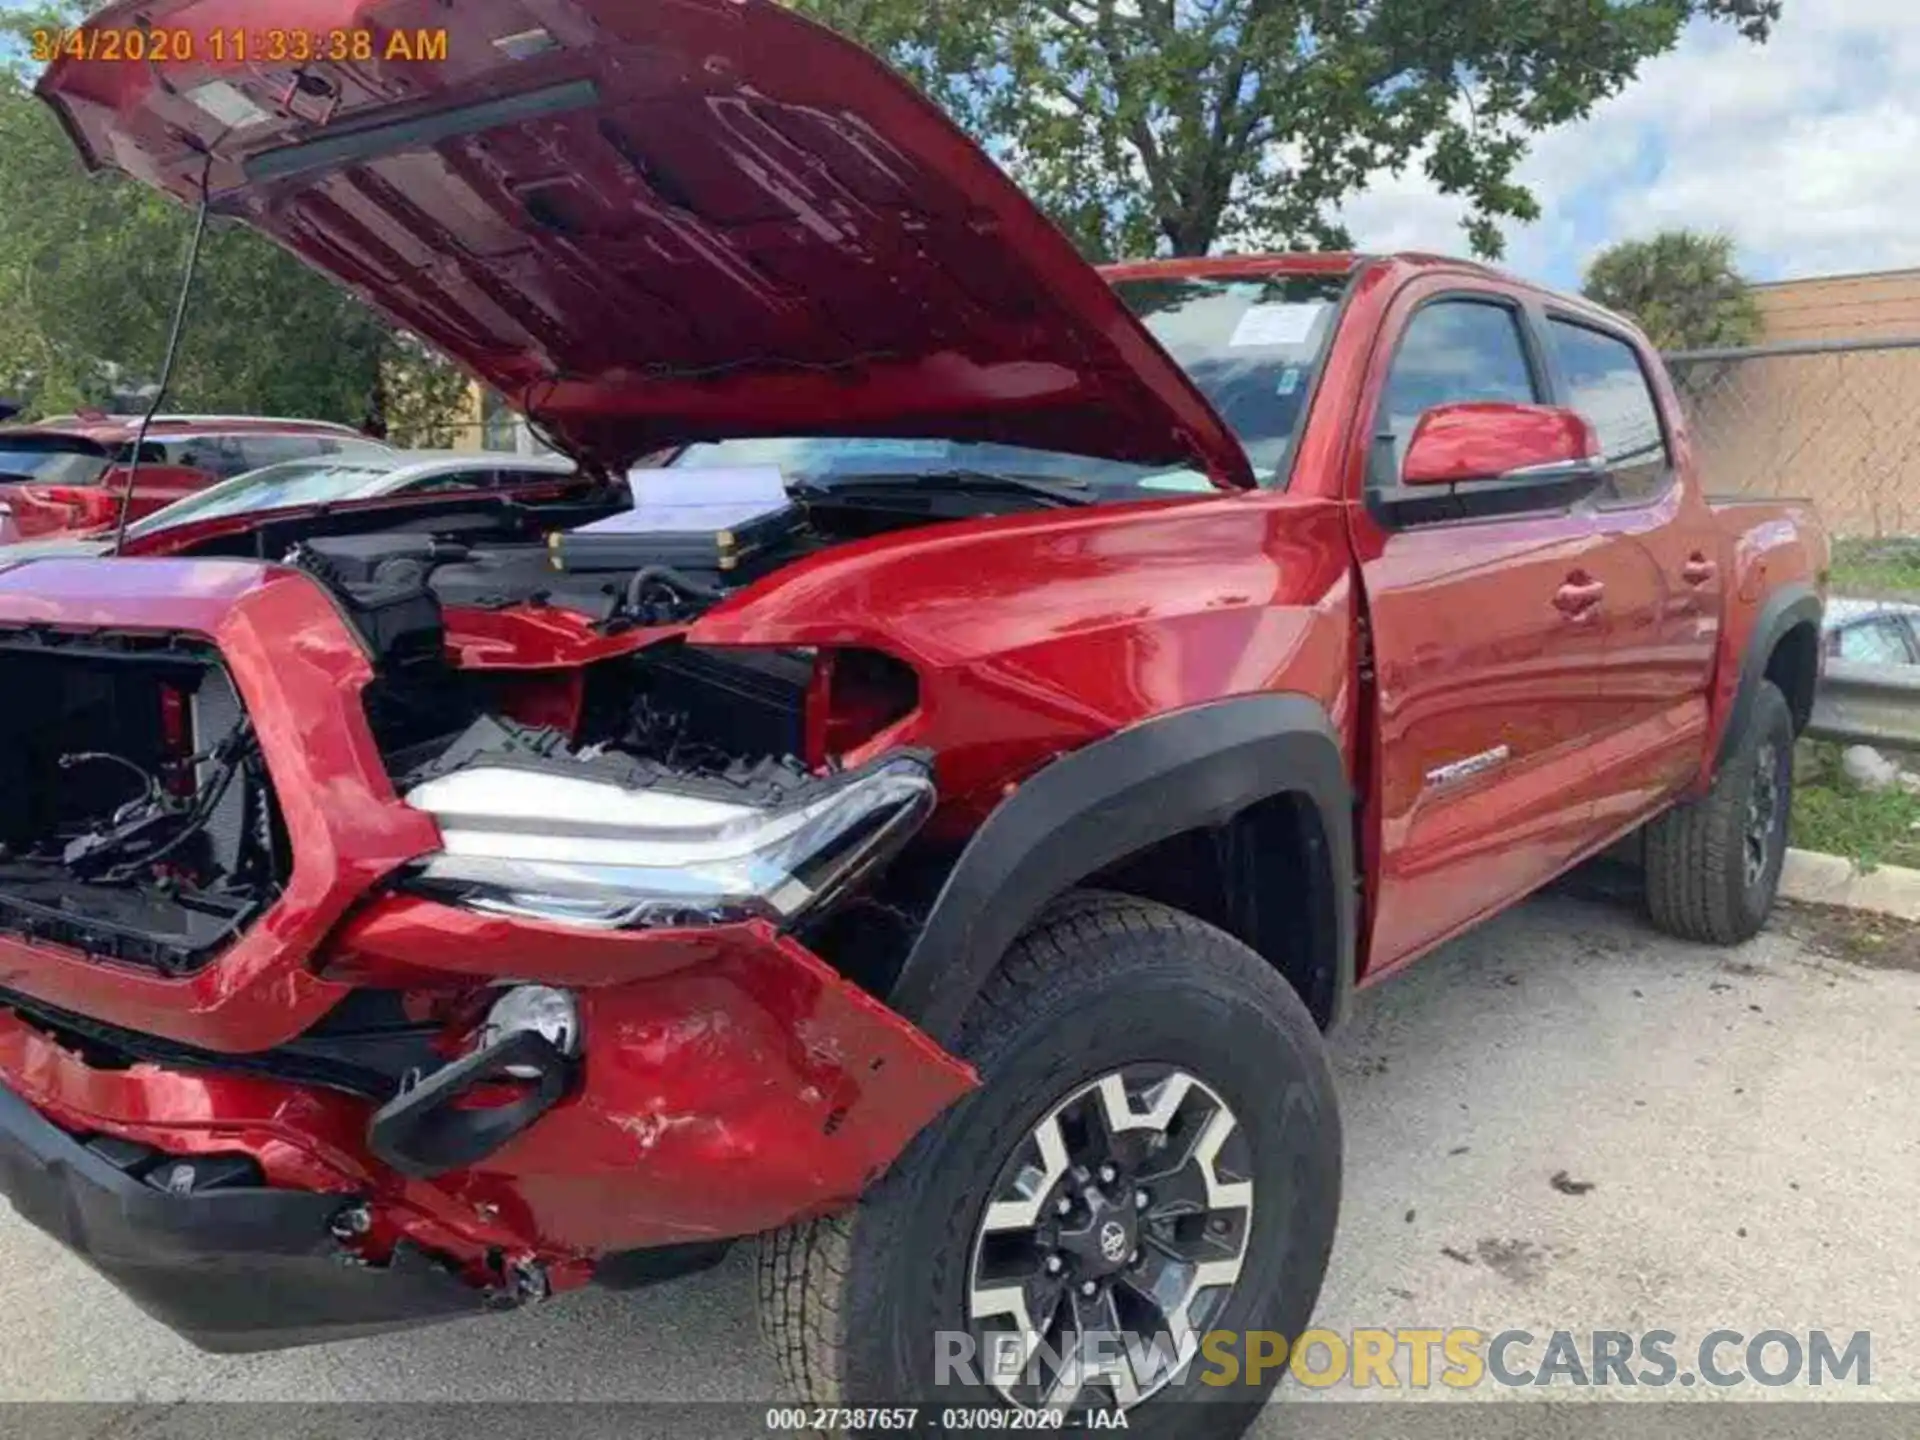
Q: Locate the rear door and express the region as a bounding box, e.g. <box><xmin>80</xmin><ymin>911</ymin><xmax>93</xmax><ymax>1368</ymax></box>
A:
<box><xmin>1351</xmin><ymin>282</ymin><xmax>1611</xmax><ymax>973</ymax></box>
<box><xmin>1540</xmin><ymin>315</ymin><xmax>1724</xmax><ymax>833</ymax></box>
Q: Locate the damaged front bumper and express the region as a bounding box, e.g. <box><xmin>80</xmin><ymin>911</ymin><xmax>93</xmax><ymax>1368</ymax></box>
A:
<box><xmin>0</xmin><ymin>1081</ymin><xmax>494</xmax><ymax>1352</ymax></box>
<box><xmin>0</xmin><ymin>902</ymin><xmax>976</xmax><ymax>1348</ymax></box>
<box><xmin>0</xmin><ymin>559</ymin><xmax>977</xmax><ymax>1349</ymax></box>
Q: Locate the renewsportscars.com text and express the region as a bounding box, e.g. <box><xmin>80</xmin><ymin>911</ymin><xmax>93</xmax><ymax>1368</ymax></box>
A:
<box><xmin>938</xmin><ymin>1327</ymin><xmax>1872</xmax><ymax>1391</ymax></box>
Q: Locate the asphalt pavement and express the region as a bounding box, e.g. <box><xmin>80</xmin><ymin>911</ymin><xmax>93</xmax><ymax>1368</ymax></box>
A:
<box><xmin>2</xmin><ymin>883</ymin><xmax>1916</xmax><ymax>1428</ymax></box>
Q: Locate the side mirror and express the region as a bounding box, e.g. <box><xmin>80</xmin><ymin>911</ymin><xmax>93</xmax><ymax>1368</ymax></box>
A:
<box><xmin>1403</xmin><ymin>402</ymin><xmax>1602</xmax><ymax>487</ymax></box>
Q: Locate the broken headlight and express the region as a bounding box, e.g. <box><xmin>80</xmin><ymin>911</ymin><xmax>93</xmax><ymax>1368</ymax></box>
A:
<box><xmin>402</xmin><ymin>751</ymin><xmax>935</xmax><ymax>931</ymax></box>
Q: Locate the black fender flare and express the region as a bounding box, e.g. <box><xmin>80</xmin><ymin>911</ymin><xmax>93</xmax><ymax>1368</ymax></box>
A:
<box><xmin>887</xmin><ymin>693</ymin><xmax>1356</xmax><ymax>1045</ymax></box>
<box><xmin>1718</xmin><ymin>582</ymin><xmax>1822</xmax><ymax>768</ymax></box>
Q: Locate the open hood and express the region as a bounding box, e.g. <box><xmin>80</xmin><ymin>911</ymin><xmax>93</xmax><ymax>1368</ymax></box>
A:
<box><xmin>38</xmin><ymin>0</ymin><xmax>1251</xmax><ymax>485</ymax></box>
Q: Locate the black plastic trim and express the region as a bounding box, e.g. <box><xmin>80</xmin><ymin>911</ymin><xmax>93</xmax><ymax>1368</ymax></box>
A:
<box><xmin>0</xmin><ymin>1081</ymin><xmax>495</xmax><ymax>1352</ymax></box>
<box><xmin>1719</xmin><ymin>582</ymin><xmax>1823</xmax><ymax>768</ymax></box>
<box><xmin>1368</xmin><ymin>464</ymin><xmax>1605</xmax><ymax>528</ymax></box>
<box><xmin>368</xmin><ymin>1029</ymin><xmax>577</xmax><ymax>1178</ymax></box>
<box><xmin>888</xmin><ymin>694</ymin><xmax>1356</xmax><ymax>1043</ymax></box>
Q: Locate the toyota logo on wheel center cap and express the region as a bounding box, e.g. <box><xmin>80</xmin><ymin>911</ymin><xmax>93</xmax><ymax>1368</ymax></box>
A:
<box><xmin>1098</xmin><ymin>1219</ymin><xmax>1129</xmax><ymax>1264</ymax></box>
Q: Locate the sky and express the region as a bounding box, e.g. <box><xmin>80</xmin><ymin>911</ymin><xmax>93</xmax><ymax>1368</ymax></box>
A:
<box><xmin>6</xmin><ymin>0</ymin><xmax>1915</xmax><ymax>293</ymax></box>
<box><xmin>1338</xmin><ymin>0</ymin><xmax>1920</xmax><ymax>290</ymax></box>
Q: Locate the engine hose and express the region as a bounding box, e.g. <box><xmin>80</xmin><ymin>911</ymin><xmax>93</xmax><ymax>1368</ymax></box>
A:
<box><xmin>623</xmin><ymin>564</ymin><xmax>724</xmax><ymax>616</ymax></box>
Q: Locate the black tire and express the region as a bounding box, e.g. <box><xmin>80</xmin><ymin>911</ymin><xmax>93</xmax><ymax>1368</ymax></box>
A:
<box><xmin>759</xmin><ymin>892</ymin><xmax>1341</xmax><ymax>1437</ymax></box>
<box><xmin>1644</xmin><ymin>680</ymin><xmax>1795</xmax><ymax>945</ymax></box>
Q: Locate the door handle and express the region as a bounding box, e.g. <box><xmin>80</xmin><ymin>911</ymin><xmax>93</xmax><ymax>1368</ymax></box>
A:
<box><xmin>1682</xmin><ymin>553</ymin><xmax>1717</xmax><ymax>586</ymax></box>
<box><xmin>1554</xmin><ymin>576</ymin><xmax>1606</xmax><ymax>615</ymax></box>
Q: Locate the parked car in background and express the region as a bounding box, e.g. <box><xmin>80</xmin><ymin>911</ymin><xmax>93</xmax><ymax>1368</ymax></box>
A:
<box><xmin>0</xmin><ymin>450</ymin><xmax>585</xmax><ymax>558</ymax></box>
<box><xmin>0</xmin><ymin>413</ymin><xmax>386</xmax><ymax>543</ymax></box>
<box><xmin>1823</xmin><ymin>596</ymin><xmax>1920</xmax><ymax>666</ymax></box>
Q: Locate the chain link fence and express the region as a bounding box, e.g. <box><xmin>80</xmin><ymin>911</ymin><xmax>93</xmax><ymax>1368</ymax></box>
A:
<box><xmin>1665</xmin><ymin>335</ymin><xmax>1920</xmax><ymax>552</ymax></box>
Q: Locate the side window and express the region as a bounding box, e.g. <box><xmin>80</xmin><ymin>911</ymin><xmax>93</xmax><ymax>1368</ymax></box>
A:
<box><xmin>1835</xmin><ymin>619</ymin><xmax>1916</xmax><ymax>667</ymax></box>
<box><xmin>1546</xmin><ymin>319</ymin><xmax>1671</xmax><ymax>504</ymax></box>
<box><xmin>1379</xmin><ymin>300</ymin><xmax>1539</xmax><ymax>474</ymax></box>
<box><xmin>233</xmin><ymin>435</ymin><xmax>331</xmax><ymax>473</ymax></box>
<box><xmin>180</xmin><ymin>436</ymin><xmax>251</xmax><ymax>479</ymax></box>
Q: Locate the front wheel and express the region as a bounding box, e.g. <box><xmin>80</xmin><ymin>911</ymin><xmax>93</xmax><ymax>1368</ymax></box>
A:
<box><xmin>1644</xmin><ymin>679</ymin><xmax>1795</xmax><ymax>945</ymax></box>
<box><xmin>758</xmin><ymin>893</ymin><xmax>1342</xmax><ymax>1437</ymax></box>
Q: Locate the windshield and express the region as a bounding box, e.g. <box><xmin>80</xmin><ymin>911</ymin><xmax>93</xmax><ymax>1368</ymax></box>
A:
<box><xmin>0</xmin><ymin>438</ymin><xmax>111</xmax><ymax>488</ymax></box>
<box><xmin>128</xmin><ymin>452</ymin><xmax>400</xmax><ymax>536</ymax></box>
<box><xmin>670</xmin><ymin>271</ymin><xmax>1348</xmax><ymax>496</ymax></box>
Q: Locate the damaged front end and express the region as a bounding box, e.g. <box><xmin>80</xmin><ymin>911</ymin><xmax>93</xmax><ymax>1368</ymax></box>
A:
<box><xmin>0</xmin><ymin>556</ymin><xmax>974</xmax><ymax>1351</ymax></box>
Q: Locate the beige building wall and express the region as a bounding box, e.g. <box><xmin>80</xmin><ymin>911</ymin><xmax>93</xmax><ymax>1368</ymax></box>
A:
<box><xmin>1752</xmin><ymin>268</ymin><xmax>1920</xmax><ymax>342</ymax></box>
<box><xmin>1677</xmin><ymin>268</ymin><xmax>1920</xmax><ymax>538</ymax></box>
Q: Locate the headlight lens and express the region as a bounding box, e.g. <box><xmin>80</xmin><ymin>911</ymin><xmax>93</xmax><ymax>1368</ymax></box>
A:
<box><xmin>403</xmin><ymin>752</ymin><xmax>935</xmax><ymax>930</ymax></box>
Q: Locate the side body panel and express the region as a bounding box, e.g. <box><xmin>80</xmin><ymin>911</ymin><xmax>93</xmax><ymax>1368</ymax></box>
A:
<box><xmin>1326</xmin><ymin>258</ymin><xmax>1829</xmax><ymax>982</ymax></box>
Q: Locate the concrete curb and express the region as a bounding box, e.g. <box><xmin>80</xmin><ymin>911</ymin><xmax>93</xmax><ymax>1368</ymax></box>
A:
<box><xmin>1780</xmin><ymin>847</ymin><xmax>1920</xmax><ymax>921</ymax></box>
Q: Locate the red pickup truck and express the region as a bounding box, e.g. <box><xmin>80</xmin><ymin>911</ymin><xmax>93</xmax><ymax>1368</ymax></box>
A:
<box><xmin>5</xmin><ymin>0</ymin><xmax>1824</xmax><ymax>1428</ymax></box>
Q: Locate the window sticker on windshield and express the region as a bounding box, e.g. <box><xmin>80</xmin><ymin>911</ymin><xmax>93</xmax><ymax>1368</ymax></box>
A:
<box><xmin>1229</xmin><ymin>303</ymin><xmax>1323</xmax><ymax>349</ymax></box>
<box><xmin>1276</xmin><ymin>366</ymin><xmax>1303</xmax><ymax>396</ymax></box>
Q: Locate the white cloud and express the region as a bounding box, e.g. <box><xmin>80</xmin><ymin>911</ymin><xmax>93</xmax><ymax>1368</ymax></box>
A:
<box><xmin>1336</xmin><ymin>0</ymin><xmax>1920</xmax><ymax>287</ymax></box>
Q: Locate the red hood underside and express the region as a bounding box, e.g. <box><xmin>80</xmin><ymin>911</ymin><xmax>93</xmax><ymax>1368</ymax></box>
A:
<box><xmin>39</xmin><ymin>0</ymin><xmax>1249</xmax><ymax>484</ymax></box>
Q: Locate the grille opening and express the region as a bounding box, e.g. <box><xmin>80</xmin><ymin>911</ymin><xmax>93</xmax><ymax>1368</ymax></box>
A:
<box><xmin>0</xmin><ymin>631</ymin><xmax>288</xmax><ymax>975</ymax></box>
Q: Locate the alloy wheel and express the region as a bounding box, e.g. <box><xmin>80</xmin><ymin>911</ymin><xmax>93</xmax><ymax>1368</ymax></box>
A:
<box><xmin>966</xmin><ymin>1065</ymin><xmax>1254</xmax><ymax>1410</ymax></box>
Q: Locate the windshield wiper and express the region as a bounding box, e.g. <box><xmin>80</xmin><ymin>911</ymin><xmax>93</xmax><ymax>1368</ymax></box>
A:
<box><xmin>791</xmin><ymin>470</ymin><xmax>1094</xmax><ymax>507</ymax></box>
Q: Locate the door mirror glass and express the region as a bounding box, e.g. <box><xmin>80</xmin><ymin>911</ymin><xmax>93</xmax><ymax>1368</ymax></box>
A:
<box><xmin>1403</xmin><ymin>402</ymin><xmax>1602</xmax><ymax>488</ymax></box>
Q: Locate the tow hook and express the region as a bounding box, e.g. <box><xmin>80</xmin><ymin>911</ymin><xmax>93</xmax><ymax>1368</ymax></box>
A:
<box><xmin>366</xmin><ymin>990</ymin><xmax>581</xmax><ymax>1178</ymax></box>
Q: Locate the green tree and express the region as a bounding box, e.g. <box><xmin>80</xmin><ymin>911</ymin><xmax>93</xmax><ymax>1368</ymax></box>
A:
<box><xmin>793</xmin><ymin>0</ymin><xmax>1780</xmax><ymax>261</ymax></box>
<box><xmin>1581</xmin><ymin>230</ymin><xmax>1764</xmax><ymax>351</ymax></box>
<box><xmin>0</xmin><ymin>3</ymin><xmax>470</xmax><ymax>431</ymax></box>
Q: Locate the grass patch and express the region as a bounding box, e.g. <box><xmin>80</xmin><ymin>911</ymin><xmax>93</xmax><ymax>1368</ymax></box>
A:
<box><xmin>1793</xmin><ymin>740</ymin><xmax>1920</xmax><ymax>869</ymax></box>
<box><xmin>1830</xmin><ymin>536</ymin><xmax>1920</xmax><ymax>600</ymax></box>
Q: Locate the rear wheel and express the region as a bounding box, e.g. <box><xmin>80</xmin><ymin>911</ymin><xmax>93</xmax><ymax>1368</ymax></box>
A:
<box><xmin>759</xmin><ymin>892</ymin><xmax>1341</xmax><ymax>1437</ymax></box>
<box><xmin>1644</xmin><ymin>680</ymin><xmax>1794</xmax><ymax>945</ymax></box>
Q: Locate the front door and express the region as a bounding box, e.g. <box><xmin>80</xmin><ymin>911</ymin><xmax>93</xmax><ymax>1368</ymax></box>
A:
<box><xmin>1351</xmin><ymin>287</ymin><xmax>1612</xmax><ymax>974</ymax></box>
